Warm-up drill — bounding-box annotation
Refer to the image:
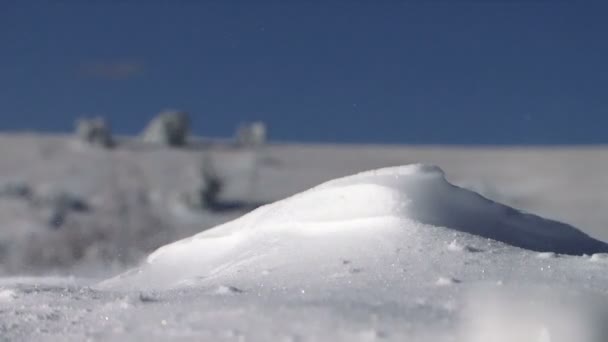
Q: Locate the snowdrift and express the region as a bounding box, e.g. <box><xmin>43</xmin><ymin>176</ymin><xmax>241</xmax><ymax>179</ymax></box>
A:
<box><xmin>103</xmin><ymin>164</ymin><xmax>608</xmax><ymax>290</ymax></box>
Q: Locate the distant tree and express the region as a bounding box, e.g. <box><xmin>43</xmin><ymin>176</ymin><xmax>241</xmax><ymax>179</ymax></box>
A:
<box><xmin>236</xmin><ymin>121</ymin><xmax>267</xmax><ymax>147</ymax></box>
<box><xmin>75</xmin><ymin>117</ymin><xmax>114</xmax><ymax>148</ymax></box>
<box><xmin>141</xmin><ymin>110</ymin><xmax>190</xmax><ymax>147</ymax></box>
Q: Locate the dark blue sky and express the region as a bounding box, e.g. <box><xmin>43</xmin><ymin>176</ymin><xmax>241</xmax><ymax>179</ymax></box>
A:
<box><xmin>1</xmin><ymin>1</ymin><xmax>607</xmax><ymax>144</ymax></box>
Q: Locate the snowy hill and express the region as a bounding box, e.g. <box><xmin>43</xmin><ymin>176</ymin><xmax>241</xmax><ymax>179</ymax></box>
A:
<box><xmin>1</xmin><ymin>134</ymin><xmax>608</xmax><ymax>276</ymax></box>
<box><xmin>1</xmin><ymin>134</ymin><xmax>608</xmax><ymax>341</ymax></box>
<box><xmin>102</xmin><ymin>164</ymin><xmax>608</xmax><ymax>291</ymax></box>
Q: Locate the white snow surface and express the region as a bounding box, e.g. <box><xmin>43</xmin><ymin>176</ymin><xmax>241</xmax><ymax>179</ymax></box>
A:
<box><xmin>102</xmin><ymin>164</ymin><xmax>608</xmax><ymax>291</ymax></box>
<box><xmin>2</xmin><ymin>135</ymin><xmax>608</xmax><ymax>341</ymax></box>
<box><xmin>75</xmin><ymin>164</ymin><xmax>608</xmax><ymax>341</ymax></box>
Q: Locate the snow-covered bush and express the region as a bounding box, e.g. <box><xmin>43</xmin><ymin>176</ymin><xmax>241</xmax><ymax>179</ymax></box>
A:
<box><xmin>75</xmin><ymin>117</ymin><xmax>113</xmax><ymax>148</ymax></box>
<box><xmin>0</xmin><ymin>181</ymin><xmax>32</xmax><ymax>199</ymax></box>
<box><xmin>177</xmin><ymin>154</ymin><xmax>224</xmax><ymax>211</ymax></box>
<box><xmin>2</xmin><ymin>187</ymin><xmax>174</xmax><ymax>275</ymax></box>
<box><xmin>28</xmin><ymin>189</ymin><xmax>90</xmax><ymax>229</ymax></box>
<box><xmin>31</xmin><ymin>189</ymin><xmax>90</xmax><ymax>213</ymax></box>
<box><xmin>236</xmin><ymin>121</ymin><xmax>267</xmax><ymax>147</ymax></box>
<box><xmin>141</xmin><ymin>110</ymin><xmax>190</xmax><ymax>147</ymax></box>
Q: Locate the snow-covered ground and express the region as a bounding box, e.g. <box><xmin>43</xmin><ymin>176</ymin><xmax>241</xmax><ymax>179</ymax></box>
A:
<box><xmin>1</xmin><ymin>134</ymin><xmax>608</xmax><ymax>341</ymax></box>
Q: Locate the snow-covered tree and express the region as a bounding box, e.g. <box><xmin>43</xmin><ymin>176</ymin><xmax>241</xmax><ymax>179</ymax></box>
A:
<box><xmin>141</xmin><ymin>110</ymin><xmax>190</xmax><ymax>147</ymax></box>
<box><xmin>236</xmin><ymin>121</ymin><xmax>267</xmax><ymax>147</ymax></box>
<box><xmin>75</xmin><ymin>117</ymin><xmax>114</xmax><ymax>148</ymax></box>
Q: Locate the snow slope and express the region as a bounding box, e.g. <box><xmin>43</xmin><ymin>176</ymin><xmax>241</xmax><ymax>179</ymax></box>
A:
<box><xmin>103</xmin><ymin>164</ymin><xmax>608</xmax><ymax>291</ymax></box>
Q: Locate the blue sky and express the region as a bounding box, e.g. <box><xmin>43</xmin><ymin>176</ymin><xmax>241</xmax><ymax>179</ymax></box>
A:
<box><xmin>1</xmin><ymin>1</ymin><xmax>607</xmax><ymax>144</ymax></box>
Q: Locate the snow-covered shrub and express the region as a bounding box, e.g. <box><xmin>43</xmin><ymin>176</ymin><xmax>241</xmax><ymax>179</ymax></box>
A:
<box><xmin>141</xmin><ymin>110</ymin><xmax>190</xmax><ymax>147</ymax></box>
<box><xmin>200</xmin><ymin>157</ymin><xmax>224</xmax><ymax>207</ymax></box>
<box><xmin>75</xmin><ymin>117</ymin><xmax>113</xmax><ymax>148</ymax></box>
<box><xmin>178</xmin><ymin>155</ymin><xmax>224</xmax><ymax>210</ymax></box>
<box><xmin>32</xmin><ymin>189</ymin><xmax>90</xmax><ymax>213</ymax></box>
<box><xmin>236</xmin><ymin>121</ymin><xmax>267</xmax><ymax>147</ymax></box>
<box><xmin>0</xmin><ymin>181</ymin><xmax>32</xmax><ymax>199</ymax></box>
<box><xmin>29</xmin><ymin>189</ymin><xmax>90</xmax><ymax>229</ymax></box>
<box><xmin>6</xmin><ymin>188</ymin><xmax>174</xmax><ymax>275</ymax></box>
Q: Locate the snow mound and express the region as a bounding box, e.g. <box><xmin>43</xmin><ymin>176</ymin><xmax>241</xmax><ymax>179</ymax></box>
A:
<box><xmin>102</xmin><ymin>164</ymin><xmax>608</xmax><ymax>290</ymax></box>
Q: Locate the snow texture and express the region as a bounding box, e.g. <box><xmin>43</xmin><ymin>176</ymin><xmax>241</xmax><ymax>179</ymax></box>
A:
<box><xmin>2</xmin><ymin>137</ymin><xmax>608</xmax><ymax>341</ymax></box>
<box><xmin>103</xmin><ymin>164</ymin><xmax>608</xmax><ymax>290</ymax></box>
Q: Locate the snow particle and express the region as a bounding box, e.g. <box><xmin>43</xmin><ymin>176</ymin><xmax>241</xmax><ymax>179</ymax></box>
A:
<box><xmin>447</xmin><ymin>240</ymin><xmax>481</xmax><ymax>253</ymax></box>
<box><xmin>447</xmin><ymin>240</ymin><xmax>466</xmax><ymax>252</ymax></box>
<box><xmin>536</xmin><ymin>252</ymin><xmax>556</xmax><ymax>259</ymax></box>
<box><xmin>215</xmin><ymin>285</ymin><xmax>244</xmax><ymax>295</ymax></box>
<box><xmin>436</xmin><ymin>277</ymin><xmax>460</xmax><ymax>286</ymax></box>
